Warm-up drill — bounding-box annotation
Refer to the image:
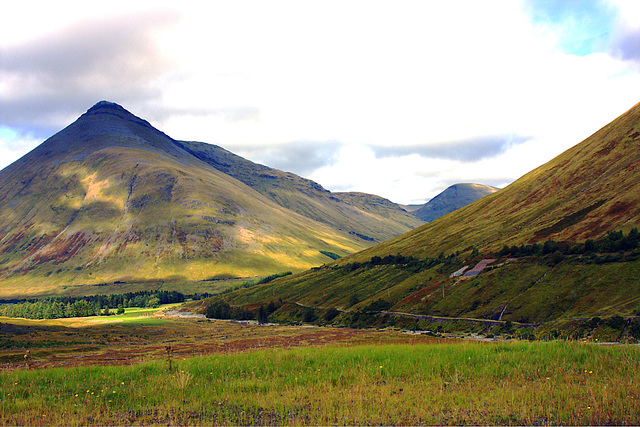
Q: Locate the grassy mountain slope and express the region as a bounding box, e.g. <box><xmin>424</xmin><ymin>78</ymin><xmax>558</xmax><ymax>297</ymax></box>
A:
<box><xmin>174</xmin><ymin>141</ymin><xmax>423</xmax><ymax>243</ymax></box>
<box><xmin>212</xmin><ymin>101</ymin><xmax>640</xmax><ymax>324</ymax></box>
<box><xmin>356</xmin><ymin>101</ymin><xmax>640</xmax><ymax>261</ymax></box>
<box><xmin>0</xmin><ymin>102</ymin><xmax>415</xmax><ymax>298</ymax></box>
<box><xmin>413</xmin><ymin>183</ymin><xmax>499</xmax><ymax>222</ymax></box>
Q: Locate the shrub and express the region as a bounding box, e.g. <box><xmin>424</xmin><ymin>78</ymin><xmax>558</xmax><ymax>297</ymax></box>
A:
<box><xmin>303</xmin><ymin>307</ymin><xmax>317</xmax><ymax>323</ymax></box>
<box><xmin>363</xmin><ymin>299</ymin><xmax>393</xmax><ymax>314</ymax></box>
<box><xmin>607</xmin><ymin>315</ymin><xmax>626</xmax><ymax>330</ymax></box>
<box><xmin>323</xmin><ymin>307</ymin><xmax>340</xmax><ymax>321</ymax></box>
<box><xmin>320</xmin><ymin>250</ymin><xmax>342</xmax><ymax>260</ymax></box>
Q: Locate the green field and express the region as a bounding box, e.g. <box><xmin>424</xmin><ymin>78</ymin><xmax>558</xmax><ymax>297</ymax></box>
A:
<box><xmin>0</xmin><ymin>304</ymin><xmax>176</xmax><ymax>329</ymax></box>
<box><xmin>1</xmin><ymin>329</ymin><xmax>639</xmax><ymax>425</ymax></box>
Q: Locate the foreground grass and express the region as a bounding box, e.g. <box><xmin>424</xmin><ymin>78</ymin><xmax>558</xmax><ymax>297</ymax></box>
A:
<box><xmin>1</xmin><ymin>340</ymin><xmax>638</xmax><ymax>425</ymax></box>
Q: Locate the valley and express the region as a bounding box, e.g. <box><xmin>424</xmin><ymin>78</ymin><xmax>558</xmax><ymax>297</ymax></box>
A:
<box><xmin>4</xmin><ymin>2</ymin><xmax>640</xmax><ymax>424</ymax></box>
<box><xmin>1</xmin><ymin>306</ymin><xmax>639</xmax><ymax>425</ymax></box>
<box><xmin>200</xmin><ymin>101</ymin><xmax>640</xmax><ymax>334</ymax></box>
<box><xmin>2</xmin><ymin>99</ymin><xmax>640</xmax><ymax>425</ymax></box>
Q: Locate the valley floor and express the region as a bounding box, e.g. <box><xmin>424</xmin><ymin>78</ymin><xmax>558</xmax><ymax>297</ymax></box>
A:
<box><xmin>1</xmin><ymin>306</ymin><xmax>639</xmax><ymax>425</ymax></box>
<box><xmin>0</xmin><ymin>306</ymin><xmax>444</xmax><ymax>371</ymax></box>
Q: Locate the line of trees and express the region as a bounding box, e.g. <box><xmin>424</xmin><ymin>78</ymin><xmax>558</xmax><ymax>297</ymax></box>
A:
<box><xmin>0</xmin><ymin>290</ymin><xmax>185</xmax><ymax>320</ymax></box>
<box><xmin>343</xmin><ymin>252</ymin><xmax>461</xmax><ymax>273</ymax></box>
<box><xmin>205</xmin><ymin>300</ymin><xmax>254</xmax><ymax>320</ymax></box>
<box><xmin>221</xmin><ymin>272</ymin><xmax>292</xmax><ymax>295</ymax></box>
<box><xmin>498</xmin><ymin>228</ymin><xmax>640</xmax><ymax>258</ymax></box>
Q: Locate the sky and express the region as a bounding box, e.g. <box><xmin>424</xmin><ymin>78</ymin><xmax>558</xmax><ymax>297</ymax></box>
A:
<box><xmin>2</xmin><ymin>0</ymin><xmax>640</xmax><ymax>204</ymax></box>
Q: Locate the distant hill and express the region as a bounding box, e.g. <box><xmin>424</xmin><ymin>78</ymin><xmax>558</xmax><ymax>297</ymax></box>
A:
<box><xmin>399</xmin><ymin>204</ymin><xmax>422</xmax><ymax>213</ymax></box>
<box><xmin>210</xmin><ymin>101</ymin><xmax>640</xmax><ymax>325</ymax></box>
<box><xmin>412</xmin><ymin>183</ymin><xmax>499</xmax><ymax>222</ymax></box>
<box><xmin>0</xmin><ymin>101</ymin><xmax>422</xmax><ymax>298</ymax></box>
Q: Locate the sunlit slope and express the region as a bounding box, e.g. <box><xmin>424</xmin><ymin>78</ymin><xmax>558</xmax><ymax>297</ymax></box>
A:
<box><xmin>0</xmin><ymin>102</ymin><xmax>367</xmax><ymax>297</ymax></box>
<box><xmin>175</xmin><ymin>141</ymin><xmax>423</xmax><ymax>243</ymax></box>
<box><xmin>350</xmin><ymin>101</ymin><xmax>640</xmax><ymax>262</ymax></box>
<box><xmin>215</xmin><ymin>101</ymin><xmax>640</xmax><ymax>322</ymax></box>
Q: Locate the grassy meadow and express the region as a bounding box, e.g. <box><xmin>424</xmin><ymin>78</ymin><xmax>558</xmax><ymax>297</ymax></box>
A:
<box><xmin>1</xmin><ymin>326</ymin><xmax>639</xmax><ymax>425</ymax></box>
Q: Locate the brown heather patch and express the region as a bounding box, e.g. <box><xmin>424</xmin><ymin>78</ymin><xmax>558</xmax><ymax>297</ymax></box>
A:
<box><xmin>595</xmin><ymin>137</ymin><xmax>620</xmax><ymax>156</ymax></box>
<box><xmin>394</xmin><ymin>280</ymin><xmax>446</xmax><ymax>306</ymax></box>
<box><xmin>606</xmin><ymin>201</ymin><xmax>635</xmax><ymax>218</ymax></box>
<box><xmin>0</xmin><ymin>314</ymin><xmax>443</xmax><ymax>372</ymax></box>
<box><xmin>0</xmin><ymin>223</ymin><xmax>37</xmax><ymax>254</ymax></box>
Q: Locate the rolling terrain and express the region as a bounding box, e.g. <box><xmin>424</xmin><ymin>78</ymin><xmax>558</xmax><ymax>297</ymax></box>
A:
<box><xmin>0</xmin><ymin>101</ymin><xmax>421</xmax><ymax>298</ymax></box>
<box><xmin>211</xmin><ymin>101</ymin><xmax>640</xmax><ymax>326</ymax></box>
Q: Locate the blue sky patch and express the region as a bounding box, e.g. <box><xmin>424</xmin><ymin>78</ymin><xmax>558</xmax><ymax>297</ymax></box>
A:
<box><xmin>525</xmin><ymin>0</ymin><xmax>617</xmax><ymax>56</ymax></box>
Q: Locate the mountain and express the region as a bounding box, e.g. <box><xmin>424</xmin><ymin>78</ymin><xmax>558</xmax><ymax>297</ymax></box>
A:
<box><xmin>370</xmin><ymin>101</ymin><xmax>640</xmax><ymax>259</ymax></box>
<box><xmin>214</xmin><ymin>101</ymin><xmax>640</xmax><ymax>324</ymax></box>
<box><xmin>412</xmin><ymin>183</ymin><xmax>499</xmax><ymax>222</ymax></box>
<box><xmin>0</xmin><ymin>101</ymin><xmax>421</xmax><ymax>298</ymax></box>
<box><xmin>173</xmin><ymin>141</ymin><xmax>422</xmax><ymax>243</ymax></box>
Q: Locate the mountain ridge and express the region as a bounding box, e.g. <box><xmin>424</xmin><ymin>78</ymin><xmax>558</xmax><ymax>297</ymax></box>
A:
<box><xmin>0</xmin><ymin>101</ymin><xmax>421</xmax><ymax>298</ymax></box>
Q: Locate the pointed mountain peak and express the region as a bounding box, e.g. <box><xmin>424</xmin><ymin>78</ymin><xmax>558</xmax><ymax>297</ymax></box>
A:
<box><xmin>80</xmin><ymin>100</ymin><xmax>155</xmax><ymax>129</ymax></box>
<box><xmin>85</xmin><ymin>100</ymin><xmax>128</xmax><ymax>114</ymax></box>
<box><xmin>5</xmin><ymin>101</ymin><xmax>186</xmax><ymax>168</ymax></box>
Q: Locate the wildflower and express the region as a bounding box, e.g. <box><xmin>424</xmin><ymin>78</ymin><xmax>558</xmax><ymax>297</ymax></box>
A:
<box><xmin>113</xmin><ymin>391</ymin><xmax>116</xmax><ymax>394</ymax></box>
<box><xmin>589</xmin><ymin>371</ymin><xmax>593</xmax><ymax>374</ymax></box>
<box><xmin>75</xmin><ymin>394</ymin><xmax>78</xmax><ymax>397</ymax></box>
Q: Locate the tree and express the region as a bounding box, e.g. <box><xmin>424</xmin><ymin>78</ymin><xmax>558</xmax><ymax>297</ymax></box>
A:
<box><xmin>584</xmin><ymin>239</ymin><xmax>596</xmax><ymax>253</ymax></box>
<box><xmin>303</xmin><ymin>307</ymin><xmax>317</xmax><ymax>323</ymax></box>
<box><xmin>323</xmin><ymin>307</ymin><xmax>341</xmax><ymax>321</ymax></box>
<box><xmin>146</xmin><ymin>297</ymin><xmax>160</xmax><ymax>308</ymax></box>
<box><xmin>257</xmin><ymin>305</ymin><xmax>268</xmax><ymax>324</ymax></box>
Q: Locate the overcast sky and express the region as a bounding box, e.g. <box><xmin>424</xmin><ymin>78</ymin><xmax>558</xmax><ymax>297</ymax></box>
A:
<box><xmin>2</xmin><ymin>0</ymin><xmax>640</xmax><ymax>204</ymax></box>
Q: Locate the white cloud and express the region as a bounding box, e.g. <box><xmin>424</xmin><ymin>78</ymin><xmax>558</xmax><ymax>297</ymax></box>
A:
<box><xmin>2</xmin><ymin>1</ymin><xmax>640</xmax><ymax>204</ymax></box>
